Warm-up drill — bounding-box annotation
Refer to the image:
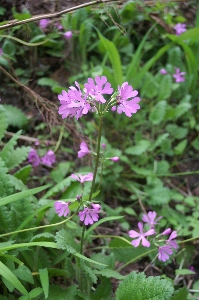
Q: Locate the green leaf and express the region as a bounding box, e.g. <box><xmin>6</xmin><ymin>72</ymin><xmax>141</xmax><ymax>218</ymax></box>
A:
<box><xmin>125</xmin><ymin>140</ymin><xmax>151</xmax><ymax>155</ymax></box>
<box><xmin>0</xmin><ymin>261</ymin><xmax>28</xmax><ymax>296</ymax></box>
<box><xmin>174</xmin><ymin>139</ymin><xmax>187</xmax><ymax>155</ymax></box>
<box><xmin>115</xmin><ymin>272</ymin><xmax>174</xmax><ymax>300</ymax></box>
<box><xmin>2</xmin><ymin>105</ymin><xmax>28</xmax><ymax>128</ymax></box>
<box><xmin>13</xmin><ymin>265</ymin><xmax>34</xmax><ymax>284</ymax></box>
<box><xmin>14</xmin><ymin>165</ymin><xmax>32</xmax><ymax>184</ymax></box>
<box><xmin>174</xmin><ymin>102</ymin><xmax>191</xmax><ymax>120</ymax></box>
<box><xmin>0</xmin><ymin>184</ymin><xmax>50</xmax><ymax>207</ymax></box>
<box><xmin>55</xmin><ymin>229</ymin><xmax>79</xmax><ymax>254</ymax></box>
<box><xmin>166</xmin><ymin>124</ymin><xmax>188</xmax><ymax>140</ymax></box>
<box><xmin>94</xmin><ymin>269</ymin><xmax>125</xmax><ymax>280</ymax></box>
<box><xmin>157</xmin><ymin>75</ymin><xmax>172</xmax><ymax>101</ymax></box>
<box><xmin>141</xmin><ymin>73</ymin><xmax>158</xmax><ymax>99</ymax></box>
<box><xmin>175</xmin><ymin>269</ymin><xmax>195</xmax><ymax>275</ymax></box>
<box><xmin>171</xmin><ymin>287</ymin><xmax>188</xmax><ymax>300</ymax></box>
<box><xmin>39</xmin><ymin>268</ymin><xmax>49</xmax><ymax>299</ymax></box>
<box><xmin>38</xmin><ymin>77</ymin><xmax>59</xmax><ymax>87</ymax></box>
<box><xmin>0</xmin><ymin>105</ymin><xmax>8</xmax><ymax>141</ymax></box>
<box><xmin>0</xmin><ymin>242</ymin><xmax>58</xmax><ymax>253</ymax></box>
<box><xmin>149</xmin><ymin>101</ymin><xmax>167</xmax><ymax>125</ymax></box>
<box><xmin>75</xmin><ymin>253</ymin><xmax>107</xmax><ymax>266</ymax></box>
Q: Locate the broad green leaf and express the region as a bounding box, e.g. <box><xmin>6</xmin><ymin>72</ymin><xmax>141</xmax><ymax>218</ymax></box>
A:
<box><xmin>13</xmin><ymin>265</ymin><xmax>34</xmax><ymax>284</ymax></box>
<box><xmin>149</xmin><ymin>101</ymin><xmax>167</xmax><ymax>125</ymax></box>
<box><xmin>171</xmin><ymin>287</ymin><xmax>188</xmax><ymax>300</ymax></box>
<box><xmin>157</xmin><ymin>75</ymin><xmax>172</xmax><ymax>101</ymax></box>
<box><xmin>38</xmin><ymin>77</ymin><xmax>59</xmax><ymax>87</ymax></box>
<box><xmin>125</xmin><ymin>140</ymin><xmax>151</xmax><ymax>155</ymax></box>
<box><xmin>166</xmin><ymin>124</ymin><xmax>188</xmax><ymax>140</ymax></box>
<box><xmin>0</xmin><ymin>261</ymin><xmax>28</xmax><ymax>296</ymax></box>
<box><xmin>175</xmin><ymin>269</ymin><xmax>195</xmax><ymax>275</ymax></box>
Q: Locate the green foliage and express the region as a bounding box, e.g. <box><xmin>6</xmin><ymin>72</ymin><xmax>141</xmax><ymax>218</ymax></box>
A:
<box><xmin>2</xmin><ymin>105</ymin><xmax>28</xmax><ymax>128</ymax></box>
<box><xmin>115</xmin><ymin>272</ymin><xmax>174</xmax><ymax>300</ymax></box>
<box><xmin>0</xmin><ymin>105</ymin><xmax>8</xmax><ymax>140</ymax></box>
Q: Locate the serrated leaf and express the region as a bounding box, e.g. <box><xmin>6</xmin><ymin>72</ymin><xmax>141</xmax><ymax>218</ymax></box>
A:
<box><xmin>166</xmin><ymin>124</ymin><xmax>188</xmax><ymax>140</ymax></box>
<box><xmin>2</xmin><ymin>105</ymin><xmax>28</xmax><ymax>128</ymax></box>
<box><xmin>55</xmin><ymin>229</ymin><xmax>79</xmax><ymax>254</ymax></box>
<box><xmin>125</xmin><ymin>140</ymin><xmax>151</xmax><ymax>155</ymax></box>
<box><xmin>174</xmin><ymin>139</ymin><xmax>187</xmax><ymax>155</ymax></box>
<box><xmin>149</xmin><ymin>133</ymin><xmax>169</xmax><ymax>151</ymax></box>
<box><xmin>141</xmin><ymin>73</ymin><xmax>158</xmax><ymax>99</ymax></box>
<box><xmin>171</xmin><ymin>287</ymin><xmax>188</xmax><ymax>300</ymax></box>
<box><xmin>149</xmin><ymin>100</ymin><xmax>167</xmax><ymax>125</ymax></box>
<box><xmin>30</xmin><ymin>233</ymin><xmax>55</xmax><ymax>242</ymax></box>
<box><xmin>157</xmin><ymin>75</ymin><xmax>172</xmax><ymax>101</ymax></box>
<box><xmin>95</xmin><ymin>269</ymin><xmax>125</xmax><ymax>280</ymax></box>
<box><xmin>0</xmin><ymin>105</ymin><xmax>8</xmax><ymax>141</ymax></box>
<box><xmin>174</xmin><ymin>102</ymin><xmax>191</xmax><ymax>120</ymax></box>
<box><xmin>115</xmin><ymin>272</ymin><xmax>174</xmax><ymax>300</ymax></box>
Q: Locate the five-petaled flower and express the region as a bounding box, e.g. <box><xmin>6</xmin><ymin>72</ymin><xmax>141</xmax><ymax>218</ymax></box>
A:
<box><xmin>174</xmin><ymin>23</ymin><xmax>187</xmax><ymax>36</ymax></box>
<box><xmin>158</xmin><ymin>245</ymin><xmax>173</xmax><ymax>262</ymax></box>
<box><xmin>71</xmin><ymin>173</ymin><xmax>93</xmax><ymax>184</ymax></box>
<box><xmin>28</xmin><ymin>148</ymin><xmax>40</xmax><ymax>167</ymax></box>
<box><xmin>129</xmin><ymin>222</ymin><xmax>155</xmax><ymax>248</ymax></box>
<box><xmin>112</xmin><ymin>82</ymin><xmax>140</xmax><ymax>117</ymax></box>
<box><xmin>78</xmin><ymin>141</ymin><xmax>91</xmax><ymax>158</ymax></box>
<box><xmin>84</xmin><ymin>76</ymin><xmax>113</xmax><ymax>103</ymax></box>
<box><xmin>79</xmin><ymin>204</ymin><xmax>101</xmax><ymax>225</ymax></box>
<box><xmin>54</xmin><ymin>201</ymin><xmax>70</xmax><ymax>217</ymax></box>
<box><xmin>42</xmin><ymin>150</ymin><xmax>56</xmax><ymax>166</ymax></box>
<box><xmin>142</xmin><ymin>211</ymin><xmax>162</xmax><ymax>228</ymax></box>
<box><xmin>173</xmin><ymin>67</ymin><xmax>186</xmax><ymax>83</ymax></box>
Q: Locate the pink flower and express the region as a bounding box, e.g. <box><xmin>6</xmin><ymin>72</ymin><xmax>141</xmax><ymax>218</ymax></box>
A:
<box><xmin>64</xmin><ymin>31</ymin><xmax>73</xmax><ymax>39</ymax></box>
<box><xmin>84</xmin><ymin>76</ymin><xmax>113</xmax><ymax>103</ymax></box>
<box><xmin>0</xmin><ymin>48</ymin><xmax>3</xmax><ymax>56</ymax></box>
<box><xmin>112</xmin><ymin>82</ymin><xmax>140</xmax><ymax>117</ymax></box>
<box><xmin>173</xmin><ymin>67</ymin><xmax>186</xmax><ymax>83</ymax></box>
<box><xmin>58</xmin><ymin>83</ymin><xmax>91</xmax><ymax>120</ymax></box>
<box><xmin>101</xmin><ymin>143</ymin><xmax>106</xmax><ymax>149</ymax></box>
<box><xmin>39</xmin><ymin>19</ymin><xmax>50</xmax><ymax>29</ymax></box>
<box><xmin>35</xmin><ymin>139</ymin><xmax>40</xmax><ymax>146</ymax></box>
<box><xmin>28</xmin><ymin>148</ymin><xmax>40</xmax><ymax>167</ymax></box>
<box><xmin>160</xmin><ymin>69</ymin><xmax>168</xmax><ymax>74</ymax></box>
<box><xmin>161</xmin><ymin>228</ymin><xmax>172</xmax><ymax>235</ymax></box>
<box><xmin>79</xmin><ymin>204</ymin><xmax>101</xmax><ymax>225</ymax></box>
<box><xmin>42</xmin><ymin>150</ymin><xmax>56</xmax><ymax>166</ymax></box>
<box><xmin>56</xmin><ymin>23</ymin><xmax>63</xmax><ymax>30</ymax></box>
<box><xmin>174</xmin><ymin>23</ymin><xmax>187</xmax><ymax>36</ymax></box>
<box><xmin>158</xmin><ymin>245</ymin><xmax>173</xmax><ymax>262</ymax></box>
<box><xmin>129</xmin><ymin>222</ymin><xmax>155</xmax><ymax>248</ymax></box>
<box><xmin>110</xmin><ymin>156</ymin><xmax>120</xmax><ymax>162</ymax></box>
<box><xmin>71</xmin><ymin>173</ymin><xmax>93</xmax><ymax>184</ymax></box>
<box><xmin>167</xmin><ymin>230</ymin><xmax>178</xmax><ymax>249</ymax></box>
<box><xmin>78</xmin><ymin>141</ymin><xmax>90</xmax><ymax>158</ymax></box>
<box><xmin>54</xmin><ymin>201</ymin><xmax>69</xmax><ymax>217</ymax></box>
<box><xmin>142</xmin><ymin>211</ymin><xmax>162</xmax><ymax>228</ymax></box>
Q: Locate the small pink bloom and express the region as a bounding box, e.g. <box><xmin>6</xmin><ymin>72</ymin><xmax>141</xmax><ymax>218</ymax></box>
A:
<box><xmin>39</xmin><ymin>19</ymin><xmax>50</xmax><ymax>29</ymax></box>
<box><xmin>129</xmin><ymin>222</ymin><xmax>155</xmax><ymax>248</ymax></box>
<box><xmin>35</xmin><ymin>139</ymin><xmax>40</xmax><ymax>146</ymax></box>
<box><xmin>78</xmin><ymin>141</ymin><xmax>90</xmax><ymax>158</ymax></box>
<box><xmin>110</xmin><ymin>156</ymin><xmax>120</xmax><ymax>162</ymax></box>
<box><xmin>161</xmin><ymin>228</ymin><xmax>172</xmax><ymax>235</ymax></box>
<box><xmin>84</xmin><ymin>76</ymin><xmax>113</xmax><ymax>103</ymax></box>
<box><xmin>71</xmin><ymin>173</ymin><xmax>93</xmax><ymax>184</ymax></box>
<box><xmin>112</xmin><ymin>82</ymin><xmax>140</xmax><ymax>117</ymax></box>
<box><xmin>42</xmin><ymin>150</ymin><xmax>56</xmax><ymax>166</ymax></box>
<box><xmin>160</xmin><ymin>69</ymin><xmax>168</xmax><ymax>74</ymax></box>
<box><xmin>173</xmin><ymin>67</ymin><xmax>186</xmax><ymax>83</ymax></box>
<box><xmin>101</xmin><ymin>143</ymin><xmax>106</xmax><ymax>149</ymax></box>
<box><xmin>56</xmin><ymin>23</ymin><xmax>63</xmax><ymax>30</ymax></box>
<box><xmin>0</xmin><ymin>48</ymin><xmax>3</xmax><ymax>56</ymax></box>
<box><xmin>54</xmin><ymin>201</ymin><xmax>69</xmax><ymax>217</ymax></box>
<box><xmin>79</xmin><ymin>204</ymin><xmax>101</xmax><ymax>225</ymax></box>
<box><xmin>64</xmin><ymin>31</ymin><xmax>73</xmax><ymax>39</ymax></box>
<box><xmin>142</xmin><ymin>211</ymin><xmax>162</xmax><ymax>228</ymax></box>
<box><xmin>174</xmin><ymin>23</ymin><xmax>187</xmax><ymax>36</ymax></box>
<box><xmin>167</xmin><ymin>230</ymin><xmax>178</xmax><ymax>249</ymax></box>
<box><xmin>158</xmin><ymin>245</ymin><xmax>173</xmax><ymax>262</ymax></box>
<box><xmin>28</xmin><ymin>148</ymin><xmax>40</xmax><ymax>167</ymax></box>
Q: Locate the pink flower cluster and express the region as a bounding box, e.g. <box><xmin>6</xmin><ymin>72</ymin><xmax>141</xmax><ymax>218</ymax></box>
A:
<box><xmin>58</xmin><ymin>76</ymin><xmax>140</xmax><ymax>120</ymax></box>
<box><xmin>128</xmin><ymin>211</ymin><xmax>178</xmax><ymax>262</ymax></box>
<box><xmin>28</xmin><ymin>148</ymin><xmax>56</xmax><ymax>167</ymax></box>
<box><xmin>160</xmin><ymin>67</ymin><xmax>186</xmax><ymax>83</ymax></box>
<box><xmin>174</xmin><ymin>23</ymin><xmax>187</xmax><ymax>36</ymax></box>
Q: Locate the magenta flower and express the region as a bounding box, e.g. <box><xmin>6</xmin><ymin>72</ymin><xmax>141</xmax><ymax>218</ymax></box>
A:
<box><xmin>71</xmin><ymin>173</ymin><xmax>93</xmax><ymax>184</ymax></box>
<box><xmin>64</xmin><ymin>31</ymin><xmax>73</xmax><ymax>39</ymax></box>
<box><xmin>28</xmin><ymin>148</ymin><xmax>40</xmax><ymax>167</ymax></box>
<box><xmin>58</xmin><ymin>83</ymin><xmax>91</xmax><ymax>120</ymax></box>
<box><xmin>142</xmin><ymin>211</ymin><xmax>162</xmax><ymax>228</ymax></box>
<box><xmin>78</xmin><ymin>141</ymin><xmax>90</xmax><ymax>158</ymax></box>
<box><xmin>174</xmin><ymin>23</ymin><xmax>187</xmax><ymax>36</ymax></box>
<box><xmin>158</xmin><ymin>245</ymin><xmax>173</xmax><ymax>262</ymax></box>
<box><xmin>110</xmin><ymin>156</ymin><xmax>120</xmax><ymax>162</ymax></box>
<box><xmin>39</xmin><ymin>19</ymin><xmax>50</xmax><ymax>29</ymax></box>
<box><xmin>84</xmin><ymin>76</ymin><xmax>113</xmax><ymax>103</ymax></box>
<box><xmin>79</xmin><ymin>204</ymin><xmax>101</xmax><ymax>225</ymax></box>
<box><xmin>101</xmin><ymin>143</ymin><xmax>106</xmax><ymax>149</ymax></box>
<box><xmin>54</xmin><ymin>201</ymin><xmax>69</xmax><ymax>217</ymax></box>
<box><xmin>160</xmin><ymin>69</ymin><xmax>168</xmax><ymax>75</ymax></box>
<box><xmin>173</xmin><ymin>67</ymin><xmax>186</xmax><ymax>83</ymax></box>
<box><xmin>129</xmin><ymin>222</ymin><xmax>155</xmax><ymax>248</ymax></box>
<box><xmin>112</xmin><ymin>82</ymin><xmax>140</xmax><ymax>117</ymax></box>
<box><xmin>0</xmin><ymin>48</ymin><xmax>3</xmax><ymax>56</ymax></box>
<box><xmin>42</xmin><ymin>150</ymin><xmax>56</xmax><ymax>166</ymax></box>
<box><xmin>161</xmin><ymin>228</ymin><xmax>172</xmax><ymax>235</ymax></box>
<box><xmin>167</xmin><ymin>230</ymin><xmax>178</xmax><ymax>249</ymax></box>
<box><xmin>56</xmin><ymin>23</ymin><xmax>63</xmax><ymax>30</ymax></box>
<box><xmin>35</xmin><ymin>139</ymin><xmax>40</xmax><ymax>146</ymax></box>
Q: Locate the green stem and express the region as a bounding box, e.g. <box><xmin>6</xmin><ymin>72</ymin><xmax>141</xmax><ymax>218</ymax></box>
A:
<box><xmin>88</xmin><ymin>115</ymin><xmax>103</xmax><ymax>202</ymax></box>
<box><xmin>80</xmin><ymin>224</ymin><xmax>86</xmax><ymax>254</ymax></box>
<box><xmin>53</xmin><ymin>123</ymin><xmax>65</xmax><ymax>153</ymax></box>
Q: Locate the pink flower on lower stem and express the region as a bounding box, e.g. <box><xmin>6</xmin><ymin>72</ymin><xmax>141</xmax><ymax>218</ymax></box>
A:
<box><xmin>28</xmin><ymin>148</ymin><xmax>40</xmax><ymax>167</ymax></box>
<box><xmin>54</xmin><ymin>201</ymin><xmax>69</xmax><ymax>217</ymax></box>
<box><xmin>112</xmin><ymin>82</ymin><xmax>140</xmax><ymax>117</ymax></box>
<box><xmin>64</xmin><ymin>31</ymin><xmax>73</xmax><ymax>39</ymax></box>
<box><xmin>42</xmin><ymin>150</ymin><xmax>56</xmax><ymax>166</ymax></box>
<box><xmin>78</xmin><ymin>141</ymin><xmax>90</xmax><ymax>158</ymax></box>
<box><xmin>158</xmin><ymin>245</ymin><xmax>173</xmax><ymax>262</ymax></box>
<box><xmin>110</xmin><ymin>156</ymin><xmax>120</xmax><ymax>162</ymax></box>
<box><xmin>142</xmin><ymin>211</ymin><xmax>162</xmax><ymax>228</ymax></box>
<box><xmin>160</xmin><ymin>68</ymin><xmax>168</xmax><ymax>75</ymax></box>
<box><xmin>79</xmin><ymin>204</ymin><xmax>101</xmax><ymax>225</ymax></box>
<box><xmin>71</xmin><ymin>173</ymin><xmax>93</xmax><ymax>184</ymax></box>
<box><xmin>173</xmin><ymin>67</ymin><xmax>186</xmax><ymax>83</ymax></box>
<box><xmin>129</xmin><ymin>222</ymin><xmax>155</xmax><ymax>247</ymax></box>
